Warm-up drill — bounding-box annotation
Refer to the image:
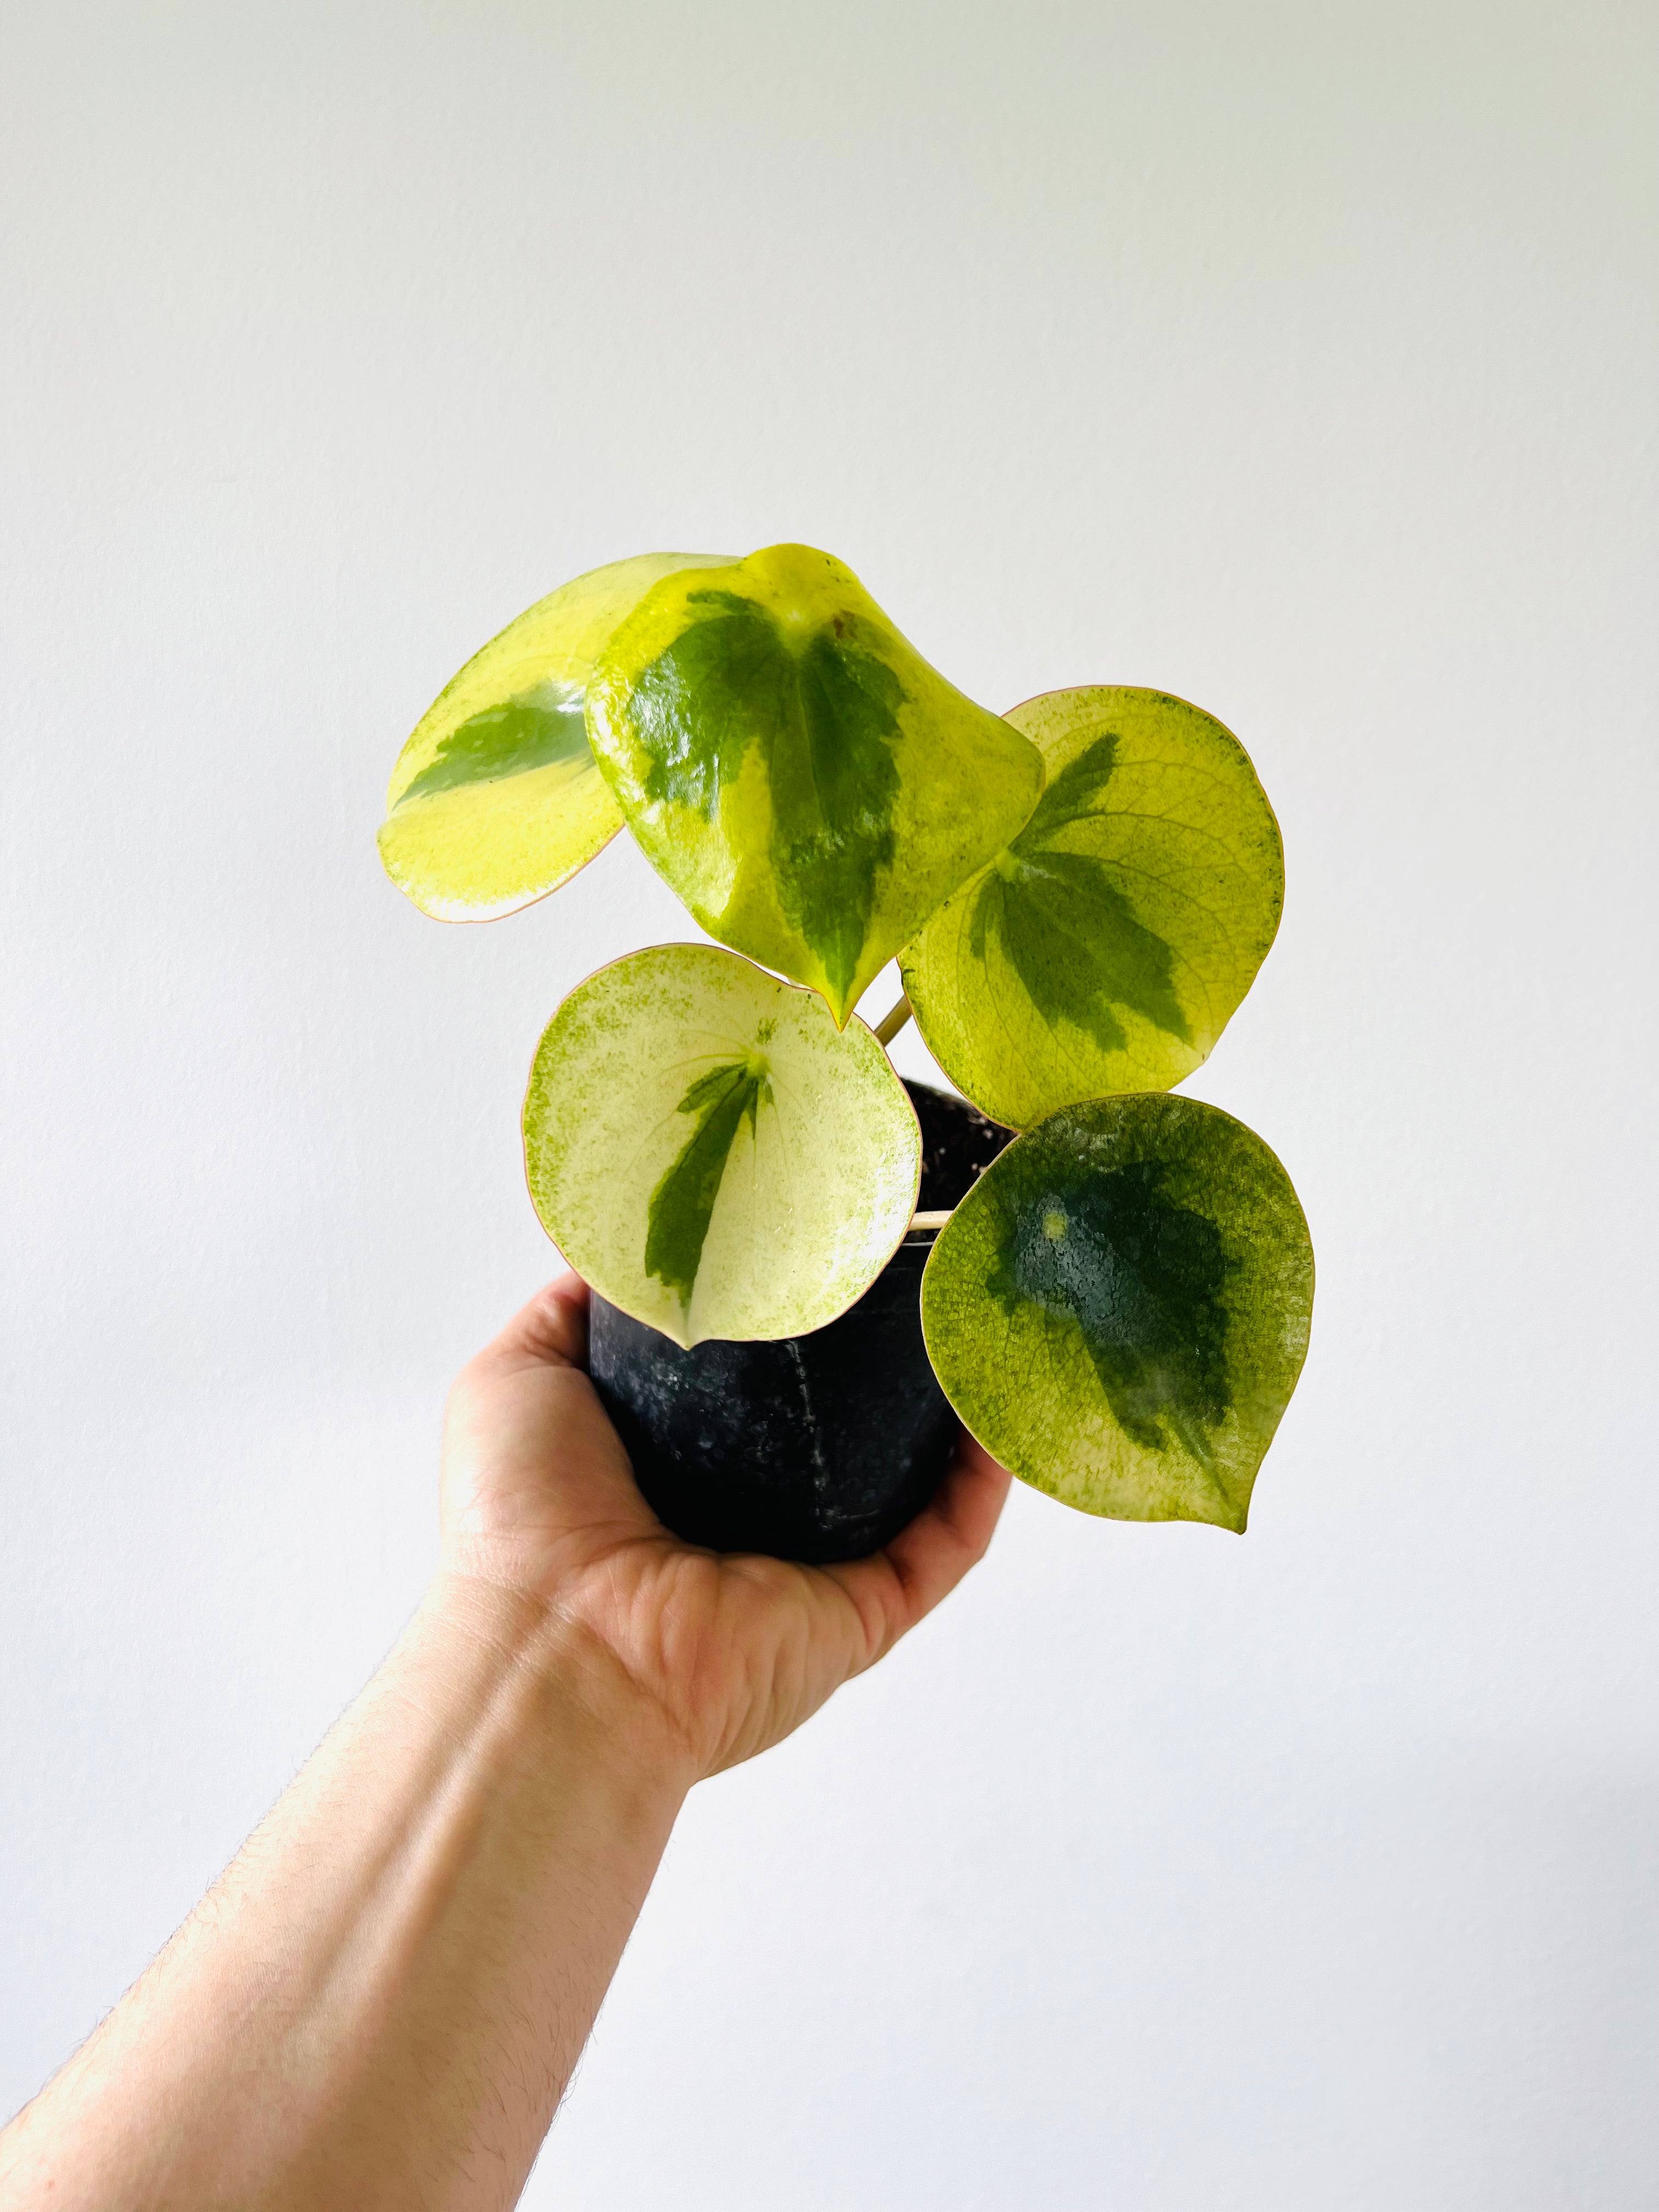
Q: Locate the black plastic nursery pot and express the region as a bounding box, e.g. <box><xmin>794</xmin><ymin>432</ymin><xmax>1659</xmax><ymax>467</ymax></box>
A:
<box><xmin>588</xmin><ymin>1081</ymin><xmax>1014</xmax><ymax>1565</ymax></box>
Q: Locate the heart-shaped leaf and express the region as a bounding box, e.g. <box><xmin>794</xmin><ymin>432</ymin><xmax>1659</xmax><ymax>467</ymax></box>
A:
<box><xmin>921</xmin><ymin>1094</ymin><xmax>1312</xmax><ymax>1531</ymax></box>
<box><xmin>585</xmin><ymin>545</ymin><xmax>1044</xmax><ymax>1025</ymax></box>
<box><xmin>379</xmin><ymin>551</ymin><xmax>731</xmax><ymax>920</ymax></box>
<box><xmin>901</xmin><ymin>687</ymin><xmax>1283</xmax><ymax>1127</ymax></box>
<box><xmin>523</xmin><ymin>943</ymin><xmax>922</xmax><ymax>1348</ymax></box>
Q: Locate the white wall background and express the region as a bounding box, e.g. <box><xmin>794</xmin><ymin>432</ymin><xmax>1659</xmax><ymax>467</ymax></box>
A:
<box><xmin>3</xmin><ymin>2</ymin><xmax>1656</xmax><ymax>2204</ymax></box>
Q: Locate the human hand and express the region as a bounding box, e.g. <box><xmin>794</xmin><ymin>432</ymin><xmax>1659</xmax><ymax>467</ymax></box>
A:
<box><xmin>436</xmin><ymin>1274</ymin><xmax>1011</xmax><ymax>1780</ymax></box>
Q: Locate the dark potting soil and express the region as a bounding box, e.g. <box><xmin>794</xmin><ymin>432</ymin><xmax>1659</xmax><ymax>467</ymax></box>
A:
<box><xmin>588</xmin><ymin>1080</ymin><xmax>1015</xmax><ymax>1565</ymax></box>
<box><xmin>910</xmin><ymin>1078</ymin><xmax>1014</xmax><ymax>1214</ymax></box>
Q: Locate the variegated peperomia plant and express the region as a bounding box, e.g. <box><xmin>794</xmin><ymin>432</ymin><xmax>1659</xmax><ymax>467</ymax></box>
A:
<box><xmin>380</xmin><ymin>543</ymin><xmax>1313</xmax><ymax>1534</ymax></box>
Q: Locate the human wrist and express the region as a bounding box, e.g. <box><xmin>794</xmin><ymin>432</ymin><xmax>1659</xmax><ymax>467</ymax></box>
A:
<box><xmin>420</xmin><ymin>1568</ymin><xmax>698</xmax><ymax>1808</ymax></box>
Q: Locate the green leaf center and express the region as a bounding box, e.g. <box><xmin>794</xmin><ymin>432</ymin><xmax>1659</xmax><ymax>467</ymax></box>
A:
<box><xmin>397</xmin><ymin>682</ymin><xmax>590</xmax><ymax>805</ymax></box>
<box><xmin>625</xmin><ymin>590</ymin><xmax>907</xmax><ymax>1006</ymax></box>
<box><xmin>991</xmin><ymin>1159</ymin><xmax>1233</xmax><ymax>1466</ymax></box>
<box><xmin>969</xmin><ymin>733</ymin><xmax>1191</xmax><ymax>1054</ymax></box>
<box><xmin>644</xmin><ymin>1054</ymin><xmax>774</xmax><ymax>1310</ymax></box>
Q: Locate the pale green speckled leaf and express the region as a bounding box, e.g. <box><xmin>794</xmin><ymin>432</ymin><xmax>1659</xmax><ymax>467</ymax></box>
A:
<box><xmin>379</xmin><ymin>552</ymin><xmax>731</xmax><ymax>921</ymax></box>
<box><xmin>585</xmin><ymin>545</ymin><xmax>1043</xmax><ymax>1025</ymax></box>
<box><xmin>901</xmin><ymin>687</ymin><xmax>1283</xmax><ymax>1127</ymax></box>
<box><xmin>921</xmin><ymin>1093</ymin><xmax>1312</xmax><ymax>1532</ymax></box>
<box><xmin>523</xmin><ymin>943</ymin><xmax>922</xmax><ymax>1348</ymax></box>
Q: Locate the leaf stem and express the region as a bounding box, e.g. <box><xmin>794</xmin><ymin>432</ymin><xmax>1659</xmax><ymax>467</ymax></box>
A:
<box><xmin>909</xmin><ymin>1209</ymin><xmax>952</xmax><ymax>1231</ymax></box>
<box><xmin>873</xmin><ymin>992</ymin><xmax>912</xmax><ymax>1047</ymax></box>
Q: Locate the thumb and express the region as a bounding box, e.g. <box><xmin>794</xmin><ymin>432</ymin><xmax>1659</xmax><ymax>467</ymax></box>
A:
<box><xmin>475</xmin><ymin>1272</ymin><xmax>592</xmax><ymax>1375</ymax></box>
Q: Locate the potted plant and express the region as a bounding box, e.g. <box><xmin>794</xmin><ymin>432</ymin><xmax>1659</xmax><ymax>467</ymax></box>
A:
<box><xmin>379</xmin><ymin>544</ymin><xmax>1314</xmax><ymax>1562</ymax></box>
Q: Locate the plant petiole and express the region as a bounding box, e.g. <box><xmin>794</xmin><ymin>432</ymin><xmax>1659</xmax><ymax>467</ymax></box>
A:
<box><xmin>873</xmin><ymin>992</ymin><xmax>913</xmax><ymax>1047</ymax></box>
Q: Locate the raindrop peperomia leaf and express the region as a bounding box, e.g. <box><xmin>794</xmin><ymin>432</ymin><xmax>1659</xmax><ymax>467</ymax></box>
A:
<box><xmin>379</xmin><ymin>551</ymin><xmax>731</xmax><ymax>921</ymax></box>
<box><xmin>522</xmin><ymin>943</ymin><xmax>922</xmax><ymax>1348</ymax></box>
<box><xmin>900</xmin><ymin>687</ymin><xmax>1283</xmax><ymax>1127</ymax></box>
<box><xmin>921</xmin><ymin>1093</ymin><xmax>1312</xmax><ymax>1531</ymax></box>
<box><xmin>584</xmin><ymin>545</ymin><xmax>1044</xmax><ymax>1026</ymax></box>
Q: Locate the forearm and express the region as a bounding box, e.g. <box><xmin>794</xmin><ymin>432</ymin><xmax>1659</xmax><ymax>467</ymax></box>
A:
<box><xmin>0</xmin><ymin>1573</ymin><xmax>692</xmax><ymax>2211</ymax></box>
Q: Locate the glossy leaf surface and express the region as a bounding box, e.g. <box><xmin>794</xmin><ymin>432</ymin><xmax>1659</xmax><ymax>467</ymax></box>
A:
<box><xmin>523</xmin><ymin>943</ymin><xmax>921</xmax><ymax>1348</ymax></box>
<box><xmin>922</xmin><ymin>1094</ymin><xmax>1312</xmax><ymax>1531</ymax></box>
<box><xmin>379</xmin><ymin>552</ymin><xmax>730</xmax><ymax>920</ymax></box>
<box><xmin>901</xmin><ymin>687</ymin><xmax>1283</xmax><ymax>1126</ymax></box>
<box><xmin>586</xmin><ymin>544</ymin><xmax>1043</xmax><ymax>1024</ymax></box>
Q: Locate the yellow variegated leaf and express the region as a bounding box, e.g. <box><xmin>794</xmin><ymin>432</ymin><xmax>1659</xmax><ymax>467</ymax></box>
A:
<box><xmin>585</xmin><ymin>545</ymin><xmax>1044</xmax><ymax>1024</ymax></box>
<box><xmin>378</xmin><ymin>551</ymin><xmax>731</xmax><ymax>920</ymax></box>
<box><xmin>922</xmin><ymin>1094</ymin><xmax>1313</xmax><ymax>1531</ymax></box>
<box><xmin>522</xmin><ymin>943</ymin><xmax>921</xmax><ymax>1349</ymax></box>
<box><xmin>901</xmin><ymin>687</ymin><xmax>1284</xmax><ymax>1127</ymax></box>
